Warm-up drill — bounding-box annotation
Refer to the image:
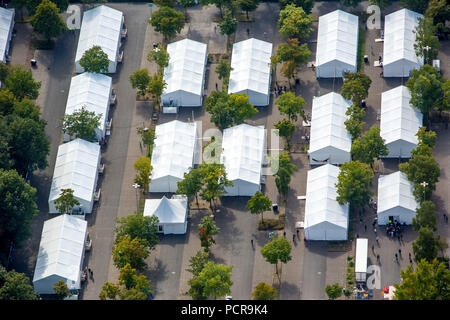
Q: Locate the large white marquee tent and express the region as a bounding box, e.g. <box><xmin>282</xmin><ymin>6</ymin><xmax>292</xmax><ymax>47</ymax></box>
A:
<box><xmin>380</xmin><ymin>86</ymin><xmax>423</xmax><ymax>158</ymax></box>
<box><xmin>48</xmin><ymin>139</ymin><xmax>101</xmax><ymax>214</ymax></box>
<box><xmin>143</xmin><ymin>195</ymin><xmax>188</xmax><ymax>235</ymax></box>
<box><xmin>228</xmin><ymin>38</ymin><xmax>272</xmax><ymax>106</ymax></box>
<box><xmin>220</xmin><ymin>124</ymin><xmax>266</xmax><ymax>196</ymax></box>
<box><xmin>315</xmin><ymin>10</ymin><xmax>358</xmax><ymax>78</ymax></box>
<box><xmin>0</xmin><ymin>7</ymin><xmax>14</xmax><ymax>64</ymax></box>
<box><xmin>64</xmin><ymin>72</ymin><xmax>113</xmax><ymax>142</ymax></box>
<box><xmin>304</xmin><ymin>164</ymin><xmax>349</xmax><ymax>241</ymax></box>
<box><xmin>377</xmin><ymin>171</ymin><xmax>419</xmax><ymax>225</ymax></box>
<box><xmin>33</xmin><ymin>214</ymin><xmax>88</xmax><ymax>295</ymax></box>
<box><xmin>149</xmin><ymin>120</ymin><xmax>198</xmax><ymax>193</ymax></box>
<box><xmin>75</xmin><ymin>5</ymin><xmax>124</xmax><ymax>73</ymax></box>
<box><xmin>383</xmin><ymin>9</ymin><xmax>423</xmax><ymax>78</ymax></box>
<box><xmin>161</xmin><ymin>39</ymin><xmax>207</xmax><ymax>107</ymax></box>
<box><xmin>308</xmin><ymin>92</ymin><xmax>352</xmax><ymax>165</ymax></box>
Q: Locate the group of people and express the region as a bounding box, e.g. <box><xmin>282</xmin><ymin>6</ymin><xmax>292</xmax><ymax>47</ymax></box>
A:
<box><xmin>386</xmin><ymin>219</ymin><xmax>404</xmax><ymax>240</ymax></box>
<box><xmin>272</xmin><ymin>83</ymin><xmax>288</xmax><ymax>97</ymax></box>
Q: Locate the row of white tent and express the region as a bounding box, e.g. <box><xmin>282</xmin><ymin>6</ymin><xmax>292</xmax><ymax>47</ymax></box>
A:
<box><xmin>0</xmin><ymin>7</ymin><xmax>14</xmax><ymax>64</ymax></box>
<box><xmin>161</xmin><ymin>37</ymin><xmax>272</xmax><ymax>108</ymax></box>
<box><xmin>315</xmin><ymin>8</ymin><xmax>423</xmax><ymax>78</ymax></box>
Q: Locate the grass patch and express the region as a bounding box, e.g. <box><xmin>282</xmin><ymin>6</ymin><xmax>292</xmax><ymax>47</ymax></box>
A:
<box><xmin>346</xmin><ymin>256</ymin><xmax>355</xmax><ymax>289</ymax></box>
<box><xmin>356</xmin><ymin>26</ymin><xmax>366</xmax><ymax>72</ymax></box>
<box><xmin>258</xmin><ymin>214</ymin><xmax>285</xmax><ymax>230</ymax></box>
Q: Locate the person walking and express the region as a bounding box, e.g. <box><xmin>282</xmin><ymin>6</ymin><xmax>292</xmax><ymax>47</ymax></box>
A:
<box><xmin>374</xmin><ymin>227</ymin><xmax>377</xmax><ymax>234</ymax></box>
<box><xmin>371</xmin><ymin>244</ymin><xmax>375</xmax><ymax>253</ymax></box>
<box><xmin>376</xmin><ymin>236</ymin><xmax>379</xmax><ymax>244</ymax></box>
<box><xmin>292</xmin><ymin>234</ymin><xmax>296</xmax><ymax>243</ymax></box>
<box><xmin>395</xmin><ymin>253</ymin><xmax>398</xmax><ymax>262</ymax></box>
<box><xmin>283</xmin><ymin>231</ymin><xmax>286</xmax><ymax>238</ymax></box>
<box><xmin>377</xmin><ymin>254</ymin><xmax>380</xmax><ymax>262</ymax></box>
<box><xmin>364</xmin><ymin>224</ymin><xmax>367</xmax><ymax>232</ymax></box>
<box><xmin>398</xmin><ymin>249</ymin><xmax>402</xmax><ymax>257</ymax></box>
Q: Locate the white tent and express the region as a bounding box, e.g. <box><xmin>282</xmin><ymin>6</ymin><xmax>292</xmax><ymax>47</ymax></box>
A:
<box><xmin>220</xmin><ymin>124</ymin><xmax>266</xmax><ymax>196</ymax></box>
<box><xmin>149</xmin><ymin>121</ymin><xmax>198</xmax><ymax>193</ymax></box>
<box><xmin>49</xmin><ymin>139</ymin><xmax>101</xmax><ymax>214</ymax></box>
<box><xmin>64</xmin><ymin>72</ymin><xmax>113</xmax><ymax>142</ymax></box>
<box><xmin>0</xmin><ymin>7</ymin><xmax>14</xmax><ymax>63</ymax></box>
<box><xmin>383</xmin><ymin>9</ymin><xmax>423</xmax><ymax>78</ymax></box>
<box><xmin>316</xmin><ymin>10</ymin><xmax>358</xmax><ymax>78</ymax></box>
<box><xmin>33</xmin><ymin>214</ymin><xmax>88</xmax><ymax>295</ymax></box>
<box><xmin>304</xmin><ymin>164</ymin><xmax>349</xmax><ymax>241</ymax></box>
<box><xmin>75</xmin><ymin>5</ymin><xmax>124</xmax><ymax>73</ymax></box>
<box><xmin>308</xmin><ymin>92</ymin><xmax>352</xmax><ymax>165</ymax></box>
<box><xmin>161</xmin><ymin>39</ymin><xmax>207</xmax><ymax>107</ymax></box>
<box><xmin>377</xmin><ymin>171</ymin><xmax>419</xmax><ymax>225</ymax></box>
<box><xmin>228</xmin><ymin>38</ymin><xmax>272</xmax><ymax>106</ymax></box>
<box><xmin>380</xmin><ymin>86</ymin><xmax>423</xmax><ymax>158</ymax></box>
<box><xmin>143</xmin><ymin>195</ymin><xmax>188</xmax><ymax>234</ymax></box>
<box><xmin>355</xmin><ymin>238</ymin><xmax>368</xmax><ymax>282</ymax></box>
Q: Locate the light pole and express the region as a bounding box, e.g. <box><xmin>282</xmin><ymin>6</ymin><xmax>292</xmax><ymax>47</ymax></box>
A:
<box><xmin>420</xmin><ymin>181</ymin><xmax>428</xmax><ymax>201</ymax></box>
<box><xmin>133</xmin><ymin>183</ymin><xmax>141</xmax><ymax>211</ymax></box>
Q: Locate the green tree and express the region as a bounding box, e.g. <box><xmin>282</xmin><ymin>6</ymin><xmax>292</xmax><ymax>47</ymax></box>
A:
<box><xmin>274</xmin><ymin>119</ymin><xmax>296</xmax><ymax>148</ymax></box>
<box><xmin>148</xmin><ymin>73</ymin><xmax>167</xmax><ymax>106</ymax></box>
<box><xmin>154</xmin><ymin>0</ymin><xmax>177</xmax><ymax>7</ymax></box>
<box><xmin>198</xmin><ymin>215</ymin><xmax>220</xmax><ymax>252</ymax></box>
<box><xmin>238</xmin><ymin>0</ymin><xmax>259</xmax><ymax>19</ymax></box>
<box><xmin>150</xmin><ymin>6</ymin><xmax>186</xmax><ymax>40</ymax></box>
<box><xmin>215</xmin><ymin>59</ymin><xmax>232</xmax><ymax>90</ymax></box>
<box><xmin>198</xmin><ymin>163</ymin><xmax>233</xmax><ymax>210</ymax></box>
<box><xmin>177</xmin><ymin>168</ymin><xmax>204</xmax><ymax>207</ymax></box>
<box><xmin>187</xmin><ymin>250</ymin><xmax>210</xmax><ymax>276</ymax></box>
<box><xmin>412</xmin><ymin>201</ymin><xmax>437</xmax><ymax>232</ymax></box>
<box><xmin>79</xmin><ymin>45</ymin><xmax>109</xmax><ymax>74</ymax></box>
<box><xmin>200</xmin><ymin>0</ymin><xmax>233</xmax><ymax>17</ymax></box>
<box><xmin>112</xmin><ymin>235</ymin><xmax>150</xmax><ymax>272</ymax></box>
<box><xmin>133</xmin><ymin>156</ymin><xmax>152</xmax><ymax>193</ymax></box>
<box><xmin>30</xmin><ymin>0</ymin><xmax>67</xmax><ymax>42</ymax></box>
<box><xmin>99</xmin><ymin>282</ymin><xmax>120</xmax><ymax>300</ymax></box>
<box><xmin>441</xmin><ymin>79</ymin><xmax>450</xmax><ymax>112</ymax></box>
<box><xmin>10</xmin><ymin>99</ymin><xmax>42</xmax><ymax>123</ymax></box>
<box><xmin>251</xmin><ymin>282</ymin><xmax>278</xmax><ymax>300</ymax></box>
<box><xmin>0</xmin><ymin>266</ymin><xmax>39</xmax><ymax>300</ymax></box>
<box><xmin>279</xmin><ymin>0</ymin><xmax>314</xmax><ymax>13</ymax></box>
<box><xmin>53</xmin><ymin>188</ymin><xmax>80</xmax><ymax>214</ymax></box>
<box><xmin>412</xmin><ymin>227</ymin><xmax>440</xmax><ymax>263</ymax></box>
<box><xmin>53</xmin><ymin>280</ymin><xmax>71</xmax><ymax>300</ymax></box>
<box><xmin>393</xmin><ymin>258</ymin><xmax>450</xmax><ymax>300</ymax></box>
<box><xmin>61</xmin><ymin>106</ymin><xmax>102</xmax><ymax>142</ymax></box>
<box><xmin>272</xmin><ymin>152</ymin><xmax>297</xmax><ymax>198</ymax></box>
<box><xmin>325</xmin><ymin>283</ymin><xmax>344</xmax><ymax>300</ymax></box>
<box><xmin>4</xmin><ymin>65</ymin><xmax>41</xmax><ymax>101</ymax></box>
<box><xmin>351</xmin><ymin>126</ymin><xmax>388</xmax><ymax>169</ymax></box>
<box><xmin>115</xmin><ymin>213</ymin><xmax>159</xmax><ymax>250</ymax></box>
<box><xmin>414</xmin><ymin>17</ymin><xmax>440</xmax><ymax>65</ymax></box>
<box><xmin>0</xmin><ymin>63</ymin><xmax>9</xmax><ymax>82</ymax></box>
<box><xmin>275</xmin><ymin>92</ymin><xmax>306</xmax><ymax>122</ymax></box>
<box><xmin>0</xmin><ymin>122</ymin><xmax>11</xmax><ymax>170</ymax></box>
<box><xmin>341</xmin><ymin>72</ymin><xmax>372</xmax><ymax>106</ymax></box>
<box><xmin>0</xmin><ymin>169</ymin><xmax>38</xmax><ymax>248</ymax></box>
<box><xmin>368</xmin><ymin>0</ymin><xmax>392</xmax><ymax>10</ymax></box>
<box><xmin>271</xmin><ymin>38</ymin><xmax>310</xmax><ymax>81</ymax></box>
<box><xmin>179</xmin><ymin>0</ymin><xmax>197</xmax><ymax>13</ymax></box>
<box><xmin>416</xmin><ymin>127</ymin><xmax>437</xmax><ymax>149</ymax></box>
<box><xmin>195</xmin><ymin>261</ymin><xmax>233</xmax><ymax>299</ymax></box>
<box><xmin>147</xmin><ymin>46</ymin><xmax>170</xmax><ymax>73</ymax></box>
<box><xmin>137</xmin><ymin>126</ymin><xmax>156</xmax><ymax>158</ymax></box>
<box><xmin>400</xmin><ymin>0</ymin><xmax>429</xmax><ymax>13</ymax></box>
<box><xmin>278</xmin><ymin>4</ymin><xmax>313</xmax><ymax>40</ymax></box>
<box><xmin>246</xmin><ymin>191</ymin><xmax>272</xmax><ymax>224</ymax></box>
<box><xmin>129</xmin><ymin>69</ymin><xmax>151</xmax><ymax>96</ymax></box>
<box><xmin>425</xmin><ymin>0</ymin><xmax>450</xmax><ymax>34</ymax></box>
<box><xmin>345</xmin><ymin>116</ymin><xmax>365</xmax><ymax>141</ymax></box>
<box><xmin>0</xmin><ymin>89</ymin><xmax>16</xmax><ymax>116</ymax></box>
<box><xmin>340</xmin><ymin>0</ymin><xmax>362</xmax><ymax>7</ymax></box>
<box><xmin>336</xmin><ymin>161</ymin><xmax>373</xmax><ymax>209</ymax></box>
<box><xmin>26</xmin><ymin>0</ymin><xmax>69</xmax><ymax>15</ymax></box>
<box><xmin>261</xmin><ymin>237</ymin><xmax>292</xmax><ymax>277</ymax></box>
<box><xmin>218</xmin><ymin>9</ymin><xmax>238</xmax><ymax>44</ymax></box>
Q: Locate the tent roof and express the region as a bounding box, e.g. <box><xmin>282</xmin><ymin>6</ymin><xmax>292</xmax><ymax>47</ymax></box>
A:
<box><xmin>355</xmin><ymin>238</ymin><xmax>368</xmax><ymax>273</ymax></box>
<box><xmin>383</xmin><ymin>9</ymin><xmax>423</xmax><ymax>67</ymax></box>
<box><xmin>163</xmin><ymin>39</ymin><xmax>207</xmax><ymax>96</ymax></box>
<box><xmin>65</xmin><ymin>72</ymin><xmax>112</xmax><ymax>132</ymax></box>
<box><xmin>304</xmin><ymin>164</ymin><xmax>349</xmax><ymax>230</ymax></box>
<box><xmin>228</xmin><ymin>38</ymin><xmax>272</xmax><ymax>96</ymax></box>
<box><xmin>380</xmin><ymin>86</ymin><xmax>423</xmax><ymax>145</ymax></box>
<box><xmin>143</xmin><ymin>196</ymin><xmax>187</xmax><ymax>224</ymax></box>
<box><xmin>150</xmin><ymin>120</ymin><xmax>197</xmax><ymax>181</ymax></box>
<box><xmin>377</xmin><ymin>171</ymin><xmax>419</xmax><ymax>214</ymax></box>
<box><xmin>0</xmin><ymin>7</ymin><xmax>14</xmax><ymax>62</ymax></box>
<box><xmin>309</xmin><ymin>92</ymin><xmax>352</xmax><ymax>154</ymax></box>
<box><xmin>33</xmin><ymin>214</ymin><xmax>87</xmax><ymax>286</ymax></box>
<box><xmin>75</xmin><ymin>5</ymin><xmax>123</xmax><ymax>63</ymax></box>
<box><xmin>49</xmin><ymin>139</ymin><xmax>100</xmax><ymax>203</ymax></box>
<box><xmin>220</xmin><ymin>124</ymin><xmax>265</xmax><ymax>185</ymax></box>
<box><xmin>316</xmin><ymin>10</ymin><xmax>358</xmax><ymax>68</ymax></box>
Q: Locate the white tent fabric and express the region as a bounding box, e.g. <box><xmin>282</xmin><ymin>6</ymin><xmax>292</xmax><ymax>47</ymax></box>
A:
<box><xmin>33</xmin><ymin>214</ymin><xmax>88</xmax><ymax>295</ymax></box>
<box><xmin>75</xmin><ymin>5</ymin><xmax>123</xmax><ymax>73</ymax></box>
<box><xmin>316</xmin><ymin>10</ymin><xmax>358</xmax><ymax>78</ymax></box>
<box><xmin>48</xmin><ymin>139</ymin><xmax>101</xmax><ymax>214</ymax></box>
<box><xmin>304</xmin><ymin>164</ymin><xmax>349</xmax><ymax>241</ymax></box>
<box><xmin>308</xmin><ymin>92</ymin><xmax>352</xmax><ymax>165</ymax></box>
<box><xmin>355</xmin><ymin>238</ymin><xmax>368</xmax><ymax>279</ymax></box>
<box><xmin>0</xmin><ymin>7</ymin><xmax>14</xmax><ymax>63</ymax></box>
<box><xmin>143</xmin><ymin>195</ymin><xmax>188</xmax><ymax>234</ymax></box>
<box><xmin>149</xmin><ymin>121</ymin><xmax>198</xmax><ymax>193</ymax></box>
<box><xmin>228</xmin><ymin>38</ymin><xmax>272</xmax><ymax>106</ymax></box>
<box><xmin>380</xmin><ymin>86</ymin><xmax>423</xmax><ymax>158</ymax></box>
<box><xmin>221</xmin><ymin>124</ymin><xmax>266</xmax><ymax>196</ymax></box>
<box><xmin>383</xmin><ymin>9</ymin><xmax>423</xmax><ymax>77</ymax></box>
<box><xmin>64</xmin><ymin>72</ymin><xmax>112</xmax><ymax>142</ymax></box>
<box><xmin>377</xmin><ymin>171</ymin><xmax>418</xmax><ymax>225</ymax></box>
<box><xmin>161</xmin><ymin>39</ymin><xmax>207</xmax><ymax>107</ymax></box>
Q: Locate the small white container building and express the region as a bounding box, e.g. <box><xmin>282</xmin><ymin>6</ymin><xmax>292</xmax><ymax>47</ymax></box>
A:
<box><xmin>33</xmin><ymin>214</ymin><xmax>88</xmax><ymax>295</ymax></box>
<box><xmin>304</xmin><ymin>164</ymin><xmax>349</xmax><ymax>241</ymax></box>
<box><xmin>220</xmin><ymin>124</ymin><xmax>266</xmax><ymax>196</ymax></box>
<box><xmin>377</xmin><ymin>171</ymin><xmax>419</xmax><ymax>225</ymax></box>
<box><xmin>64</xmin><ymin>72</ymin><xmax>113</xmax><ymax>142</ymax></box>
<box><xmin>149</xmin><ymin>120</ymin><xmax>198</xmax><ymax>193</ymax></box>
<box><xmin>308</xmin><ymin>92</ymin><xmax>352</xmax><ymax>165</ymax></box>
<box><xmin>380</xmin><ymin>86</ymin><xmax>423</xmax><ymax>158</ymax></box>
<box><xmin>161</xmin><ymin>39</ymin><xmax>207</xmax><ymax>108</ymax></box>
<box><xmin>0</xmin><ymin>7</ymin><xmax>14</xmax><ymax>64</ymax></box>
<box><xmin>315</xmin><ymin>10</ymin><xmax>358</xmax><ymax>78</ymax></box>
<box><xmin>75</xmin><ymin>5</ymin><xmax>125</xmax><ymax>73</ymax></box>
<box><xmin>355</xmin><ymin>238</ymin><xmax>368</xmax><ymax>282</ymax></box>
<box><xmin>228</xmin><ymin>38</ymin><xmax>272</xmax><ymax>106</ymax></box>
<box><xmin>383</xmin><ymin>9</ymin><xmax>423</xmax><ymax>78</ymax></box>
<box><xmin>48</xmin><ymin>139</ymin><xmax>101</xmax><ymax>214</ymax></box>
<box><xmin>143</xmin><ymin>195</ymin><xmax>188</xmax><ymax>235</ymax></box>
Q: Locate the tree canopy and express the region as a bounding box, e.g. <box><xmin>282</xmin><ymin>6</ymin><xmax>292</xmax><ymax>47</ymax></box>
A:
<box><xmin>187</xmin><ymin>250</ymin><xmax>210</xmax><ymax>277</ymax></box>
<box><xmin>150</xmin><ymin>6</ymin><xmax>186</xmax><ymax>40</ymax></box>
<box><xmin>4</xmin><ymin>65</ymin><xmax>41</xmax><ymax>101</ymax></box>
<box><xmin>115</xmin><ymin>213</ymin><xmax>159</xmax><ymax>250</ymax></box>
<box><xmin>350</xmin><ymin>126</ymin><xmax>388</xmax><ymax>169</ymax></box>
<box><xmin>79</xmin><ymin>46</ymin><xmax>109</xmax><ymax>74</ymax></box>
<box><xmin>194</xmin><ymin>261</ymin><xmax>233</xmax><ymax>299</ymax></box>
<box><xmin>54</xmin><ymin>188</ymin><xmax>80</xmax><ymax>215</ymax></box>
<box><xmin>112</xmin><ymin>235</ymin><xmax>150</xmax><ymax>272</ymax></box>
<box><xmin>251</xmin><ymin>282</ymin><xmax>278</xmax><ymax>300</ymax></box>
<box><xmin>278</xmin><ymin>4</ymin><xmax>314</xmax><ymax>40</ymax></box>
<box><xmin>279</xmin><ymin>0</ymin><xmax>314</xmax><ymax>13</ymax></box>
<box><xmin>246</xmin><ymin>191</ymin><xmax>272</xmax><ymax>223</ymax></box>
<box><xmin>0</xmin><ymin>266</ymin><xmax>39</xmax><ymax>300</ymax></box>
<box><xmin>336</xmin><ymin>161</ymin><xmax>373</xmax><ymax>208</ymax></box>
<box><xmin>271</xmin><ymin>38</ymin><xmax>311</xmax><ymax>76</ymax></box>
<box><xmin>412</xmin><ymin>201</ymin><xmax>437</xmax><ymax>232</ymax></box>
<box><xmin>325</xmin><ymin>283</ymin><xmax>344</xmax><ymax>300</ymax></box>
<box><xmin>147</xmin><ymin>46</ymin><xmax>170</xmax><ymax>73</ymax></box>
<box><xmin>238</xmin><ymin>0</ymin><xmax>260</xmax><ymax>18</ymax></box>
<box><xmin>341</xmin><ymin>72</ymin><xmax>372</xmax><ymax>106</ymax></box>
<box><xmin>218</xmin><ymin>10</ymin><xmax>238</xmax><ymax>36</ymax></box>
<box><xmin>401</xmin><ymin>0</ymin><xmax>430</xmax><ymax>13</ymax></box>
<box><xmin>275</xmin><ymin>92</ymin><xmax>306</xmax><ymax>122</ymax></box>
<box><xmin>61</xmin><ymin>106</ymin><xmax>102</xmax><ymax>142</ymax></box>
<box><xmin>133</xmin><ymin>156</ymin><xmax>152</xmax><ymax>193</ymax></box>
<box><xmin>412</xmin><ymin>227</ymin><xmax>441</xmax><ymax>263</ymax></box>
<box><xmin>129</xmin><ymin>69</ymin><xmax>151</xmax><ymax>96</ymax></box>
<box><xmin>414</xmin><ymin>17</ymin><xmax>440</xmax><ymax>65</ymax></box>
<box><xmin>261</xmin><ymin>237</ymin><xmax>292</xmax><ymax>275</ymax></box>
<box><xmin>30</xmin><ymin>0</ymin><xmax>67</xmax><ymax>41</ymax></box>
<box><xmin>198</xmin><ymin>215</ymin><xmax>220</xmax><ymax>252</ymax></box>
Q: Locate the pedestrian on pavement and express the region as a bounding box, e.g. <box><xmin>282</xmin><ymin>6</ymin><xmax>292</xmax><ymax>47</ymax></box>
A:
<box><xmin>88</xmin><ymin>268</ymin><xmax>92</xmax><ymax>274</ymax></box>
<box><xmin>215</xmin><ymin>83</ymin><xmax>218</xmax><ymax>90</ymax></box>
<box><xmin>409</xmin><ymin>252</ymin><xmax>412</xmax><ymax>260</ymax></box>
<box><xmin>356</xmin><ymin>234</ymin><xmax>359</xmax><ymax>238</ymax></box>
<box><xmin>365</xmin><ymin>224</ymin><xmax>367</xmax><ymax>232</ymax></box>
<box><xmin>398</xmin><ymin>249</ymin><xmax>402</xmax><ymax>257</ymax></box>
<box><xmin>377</xmin><ymin>254</ymin><xmax>380</xmax><ymax>261</ymax></box>
<box><xmin>283</xmin><ymin>231</ymin><xmax>286</xmax><ymax>238</ymax></box>
<box><xmin>296</xmin><ymin>229</ymin><xmax>299</xmax><ymax>237</ymax></box>
<box><xmin>371</xmin><ymin>244</ymin><xmax>374</xmax><ymax>253</ymax></box>
<box><xmin>376</xmin><ymin>236</ymin><xmax>379</xmax><ymax>244</ymax></box>
<box><xmin>304</xmin><ymin>237</ymin><xmax>307</xmax><ymax>243</ymax></box>
<box><xmin>395</xmin><ymin>253</ymin><xmax>398</xmax><ymax>263</ymax></box>
<box><xmin>374</xmin><ymin>227</ymin><xmax>377</xmax><ymax>234</ymax></box>
<box><xmin>292</xmin><ymin>234</ymin><xmax>295</xmax><ymax>242</ymax></box>
<box><xmin>251</xmin><ymin>239</ymin><xmax>254</xmax><ymax>247</ymax></box>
